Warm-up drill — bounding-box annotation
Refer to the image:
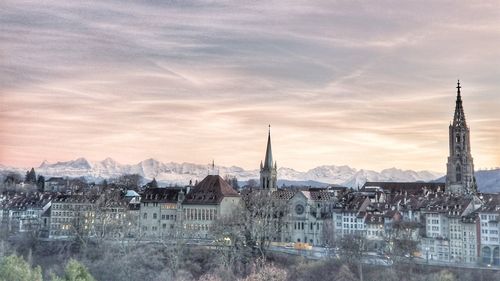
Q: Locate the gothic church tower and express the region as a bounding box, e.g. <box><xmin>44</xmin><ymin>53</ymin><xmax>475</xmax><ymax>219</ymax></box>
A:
<box><xmin>446</xmin><ymin>81</ymin><xmax>476</xmax><ymax>195</ymax></box>
<box><xmin>260</xmin><ymin>125</ymin><xmax>277</xmax><ymax>191</ymax></box>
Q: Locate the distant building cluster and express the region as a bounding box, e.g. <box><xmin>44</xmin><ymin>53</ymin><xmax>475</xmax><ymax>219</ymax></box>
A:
<box><xmin>0</xmin><ymin>82</ymin><xmax>499</xmax><ymax>267</ymax></box>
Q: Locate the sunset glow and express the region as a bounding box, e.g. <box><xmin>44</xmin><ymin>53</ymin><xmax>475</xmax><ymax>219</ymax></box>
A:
<box><xmin>1</xmin><ymin>0</ymin><xmax>499</xmax><ymax>172</ymax></box>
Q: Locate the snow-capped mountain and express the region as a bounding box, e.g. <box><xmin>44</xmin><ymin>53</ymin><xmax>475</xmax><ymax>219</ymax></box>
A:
<box><xmin>0</xmin><ymin>157</ymin><xmax>444</xmax><ymax>188</ymax></box>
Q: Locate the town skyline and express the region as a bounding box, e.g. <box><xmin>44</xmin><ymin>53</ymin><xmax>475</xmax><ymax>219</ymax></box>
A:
<box><xmin>2</xmin><ymin>1</ymin><xmax>500</xmax><ymax>172</ymax></box>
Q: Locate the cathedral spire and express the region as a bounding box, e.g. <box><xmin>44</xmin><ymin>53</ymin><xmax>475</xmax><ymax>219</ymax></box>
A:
<box><xmin>453</xmin><ymin>80</ymin><xmax>467</xmax><ymax>127</ymax></box>
<box><xmin>264</xmin><ymin>124</ymin><xmax>273</xmax><ymax>170</ymax></box>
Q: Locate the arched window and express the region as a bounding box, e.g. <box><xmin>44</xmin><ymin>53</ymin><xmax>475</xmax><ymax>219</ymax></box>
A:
<box><xmin>494</xmin><ymin>247</ymin><xmax>500</xmax><ymax>266</ymax></box>
<box><xmin>482</xmin><ymin>246</ymin><xmax>492</xmax><ymax>264</ymax></box>
<box><xmin>456</xmin><ymin>165</ymin><xmax>462</xmax><ymax>182</ymax></box>
<box><xmin>456</xmin><ymin>134</ymin><xmax>460</xmax><ymax>143</ymax></box>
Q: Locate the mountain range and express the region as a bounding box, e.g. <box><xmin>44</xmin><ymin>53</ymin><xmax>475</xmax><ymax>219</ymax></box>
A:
<box><xmin>1</xmin><ymin>157</ymin><xmax>499</xmax><ymax>192</ymax></box>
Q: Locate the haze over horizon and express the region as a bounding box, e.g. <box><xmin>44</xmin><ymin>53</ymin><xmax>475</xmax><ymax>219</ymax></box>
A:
<box><xmin>1</xmin><ymin>1</ymin><xmax>500</xmax><ymax>172</ymax></box>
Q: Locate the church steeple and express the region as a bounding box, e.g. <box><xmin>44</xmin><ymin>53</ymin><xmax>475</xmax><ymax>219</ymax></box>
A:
<box><xmin>260</xmin><ymin>125</ymin><xmax>277</xmax><ymax>191</ymax></box>
<box><xmin>453</xmin><ymin>80</ymin><xmax>467</xmax><ymax>127</ymax></box>
<box><xmin>264</xmin><ymin>125</ymin><xmax>273</xmax><ymax>170</ymax></box>
<box><xmin>446</xmin><ymin>81</ymin><xmax>476</xmax><ymax>195</ymax></box>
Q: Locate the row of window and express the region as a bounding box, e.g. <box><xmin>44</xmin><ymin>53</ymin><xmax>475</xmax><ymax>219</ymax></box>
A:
<box><xmin>343</xmin><ymin>217</ymin><xmax>363</xmax><ymax>223</ymax></box>
<box><xmin>184</xmin><ymin>208</ymin><xmax>217</xmax><ymax>221</ymax></box>
<box><xmin>142</xmin><ymin>223</ymin><xmax>175</xmax><ymax>232</ymax></box>
<box><xmin>292</xmin><ymin>222</ymin><xmax>321</xmax><ymax>231</ymax></box>
<box><xmin>142</xmin><ymin>203</ymin><xmax>177</xmax><ymax>209</ymax></box>
<box><xmin>52</xmin><ymin>211</ymin><xmax>95</xmax><ymax>218</ymax></box>
<box><xmin>343</xmin><ymin>223</ymin><xmax>365</xmax><ymax>230</ymax></box>
<box><xmin>480</xmin><ymin>214</ymin><xmax>498</xmax><ymax>221</ymax></box>
<box><xmin>143</xmin><ymin>213</ymin><xmax>177</xmax><ymax>220</ymax></box>
<box><xmin>52</xmin><ymin>204</ymin><xmax>93</xmax><ymax>211</ymax></box>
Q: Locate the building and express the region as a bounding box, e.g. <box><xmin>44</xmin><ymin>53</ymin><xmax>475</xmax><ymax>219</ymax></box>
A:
<box><xmin>139</xmin><ymin>188</ymin><xmax>183</xmax><ymax>239</ymax></box>
<box><xmin>138</xmin><ymin>174</ymin><xmax>241</xmax><ymax>240</ymax></box>
<box><xmin>260</xmin><ymin>126</ymin><xmax>277</xmax><ymax>191</ymax></box>
<box><xmin>275</xmin><ymin>189</ymin><xmax>338</xmax><ymax>245</ymax></box>
<box><xmin>44</xmin><ymin>177</ymin><xmax>68</xmax><ymax>192</ymax></box>
<box><xmin>420</xmin><ymin>194</ymin><xmax>481</xmax><ymax>263</ymax></box>
<box><xmin>446</xmin><ymin>81</ymin><xmax>476</xmax><ymax>195</ymax></box>
<box><xmin>49</xmin><ymin>195</ymin><xmax>98</xmax><ymax>239</ymax></box>
<box><xmin>183</xmin><ymin>174</ymin><xmax>241</xmax><ymax>238</ymax></box>
<box><xmin>477</xmin><ymin>195</ymin><xmax>500</xmax><ymax>265</ymax></box>
<box><xmin>0</xmin><ymin>193</ymin><xmax>52</xmax><ymax>233</ymax></box>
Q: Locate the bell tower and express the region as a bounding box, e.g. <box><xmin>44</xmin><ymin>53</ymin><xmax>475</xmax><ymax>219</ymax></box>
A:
<box><xmin>446</xmin><ymin>81</ymin><xmax>476</xmax><ymax>194</ymax></box>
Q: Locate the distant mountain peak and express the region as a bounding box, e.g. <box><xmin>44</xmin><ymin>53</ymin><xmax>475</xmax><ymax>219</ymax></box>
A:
<box><xmin>39</xmin><ymin>160</ymin><xmax>50</xmax><ymax>168</ymax></box>
<box><xmin>4</xmin><ymin>157</ymin><xmax>444</xmax><ymax>189</ymax></box>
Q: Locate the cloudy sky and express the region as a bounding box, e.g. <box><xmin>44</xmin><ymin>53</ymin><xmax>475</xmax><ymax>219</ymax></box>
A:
<box><xmin>1</xmin><ymin>0</ymin><xmax>499</xmax><ymax>172</ymax></box>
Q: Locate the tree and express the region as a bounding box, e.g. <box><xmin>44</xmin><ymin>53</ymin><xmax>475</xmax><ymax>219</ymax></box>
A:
<box><xmin>231</xmin><ymin>177</ymin><xmax>240</xmax><ymax>191</ymax></box>
<box><xmin>211</xmin><ymin>206</ymin><xmax>252</xmax><ymax>272</ymax></box>
<box><xmin>37</xmin><ymin>175</ymin><xmax>45</xmax><ymax>192</ymax></box>
<box><xmin>338</xmin><ymin>234</ymin><xmax>366</xmax><ymax>281</ymax></box>
<box><xmin>393</xmin><ymin>238</ymin><xmax>418</xmax><ymax>259</ymax></box>
<box><xmin>25</xmin><ymin>168</ymin><xmax>37</xmax><ymax>184</ymax></box>
<box><xmin>239</xmin><ymin>264</ymin><xmax>286</xmax><ymax>281</ymax></box>
<box><xmin>334</xmin><ymin>264</ymin><xmax>358</xmax><ymax>281</ymax></box>
<box><xmin>210</xmin><ymin>189</ymin><xmax>287</xmax><ymax>276</ymax></box>
<box><xmin>114</xmin><ymin>174</ymin><xmax>142</xmax><ymax>189</ymax></box>
<box><xmin>51</xmin><ymin>259</ymin><xmax>95</xmax><ymax>281</ymax></box>
<box><xmin>321</xmin><ymin>220</ymin><xmax>336</xmax><ymax>257</ymax></box>
<box><xmin>2</xmin><ymin>172</ymin><xmax>23</xmax><ymax>187</ymax></box>
<box><xmin>247</xmin><ymin>179</ymin><xmax>258</xmax><ymax>189</ymax></box>
<box><xmin>0</xmin><ymin>254</ymin><xmax>42</xmax><ymax>281</ymax></box>
<box><xmin>429</xmin><ymin>270</ymin><xmax>456</xmax><ymax>281</ymax></box>
<box><xmin>224</xmin><ymin>176</ymin><xmax>240</xmax><ymax>191</ymax></box>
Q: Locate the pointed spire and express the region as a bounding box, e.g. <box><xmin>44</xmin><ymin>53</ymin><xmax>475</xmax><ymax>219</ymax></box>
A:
<box><xmin>263</xmin><ymin>125</ymin><xmax>273</xmax><ymax>170</ymax></box>
<box><xmin>453</xmin><ymin>80</ymin><xmax>467</xmax><ymax>127</ymax></box>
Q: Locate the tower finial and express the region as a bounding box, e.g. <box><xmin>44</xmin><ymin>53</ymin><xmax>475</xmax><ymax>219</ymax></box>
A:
<box><xmin>457</xmin><ymin>80</ymin><xmax>461</xmax><ymax>95</ymax></box>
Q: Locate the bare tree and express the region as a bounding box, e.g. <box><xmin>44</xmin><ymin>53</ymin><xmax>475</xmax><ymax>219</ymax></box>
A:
<box><xmin>338</xmin><ymin>234</ymin><xmax>366</xmax><ymax>281</ymax></box>
<box><xmin>241</xmin><ymin>189</ymin><xmax>287</xmax><ymax>262</ymax></box>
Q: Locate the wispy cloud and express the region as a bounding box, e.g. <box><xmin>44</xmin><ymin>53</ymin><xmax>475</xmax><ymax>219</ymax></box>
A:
<box><xmin>1</xmin><ymin>0</ymin><xmax>499</xmax><ymax>172</ymax></box>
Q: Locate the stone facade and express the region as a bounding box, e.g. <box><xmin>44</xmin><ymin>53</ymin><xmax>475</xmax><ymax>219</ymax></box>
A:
<box><xmin>139</xmin><ymin>175</ymin><xmax>241</xmax><ymax>240</ymax></box>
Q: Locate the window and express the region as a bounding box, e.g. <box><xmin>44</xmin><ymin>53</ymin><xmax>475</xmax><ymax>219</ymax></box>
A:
<box><xmin>153</xmin><ymin>213</ymin><xmax>157</xmax><ymax>219</ymax></box>
<box><xmin>143</xmin><ymin>213</ymin><xmax>147</xmax><ymax>219</ymax></box>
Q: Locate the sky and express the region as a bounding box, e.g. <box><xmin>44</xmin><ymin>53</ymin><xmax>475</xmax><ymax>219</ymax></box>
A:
<box><xmin>1</xmin><ymin>0</ymin><xmax>499</xmax><ymax>172</ymax></box>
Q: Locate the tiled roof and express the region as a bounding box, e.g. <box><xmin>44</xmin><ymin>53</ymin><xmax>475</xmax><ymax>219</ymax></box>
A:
<box><xmin>422</xmin><ymin>194</ymin><xmax>473</xmax><ymax>217</ymax></box>
<box><xmin>310</xmin><ymin>191</ymin><xmax>337</xmax><ymax>201</ymax></box>
<box><xmin>141</xmin><ymin>188</ymin><xmax>180</xmax><ymax>203</ymax></box>
<box><xmin>0</xmin><ymin>193</ymin><xmax>54</xmax><ymax>210</ymax></box>
<box><xmin>271</xmin><ymin>190</ymin><xmax>296</xmax><ymax>201</ymax></box>
<box><xmin>477</xmin><ymin>194</ymin><xmax>500</xmax><ymax>213</ymax></box>
<box><xmin>363</xmin><ymin>182</ymin><xmax>444</xmax><ymax>195</ymax></box>
<box><xmin>184</xmin><ymin>175</ymin><xmax>239</xmax><ymax>205</ymax></box>
<box><xmin>52</xmin><ymin>194</ymin><xmax>99</xmax><ymax>204</ymax></box>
